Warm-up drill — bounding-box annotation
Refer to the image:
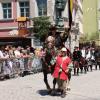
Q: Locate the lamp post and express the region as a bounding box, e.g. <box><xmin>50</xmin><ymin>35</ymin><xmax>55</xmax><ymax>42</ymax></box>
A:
<box><xmin>55</xmin><ymin>0</ymin><xmax>67</xmax><ymax>32</ymax></box>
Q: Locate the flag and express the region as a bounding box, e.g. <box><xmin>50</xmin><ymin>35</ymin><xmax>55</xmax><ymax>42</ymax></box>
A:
<box><xmin>68</xmin><ymin>0</ymin><xmax>73</xmax><ymax>30</ymax></box>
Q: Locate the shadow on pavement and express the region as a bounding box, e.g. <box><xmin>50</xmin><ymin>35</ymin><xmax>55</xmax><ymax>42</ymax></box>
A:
<box><xmin>37</xmin><ymin>89</ymin><xmax>61</xmax><ymax>97</ymax></box>
<box><xmin>37</xmin><ymin>89</ymin><xmax>49</xmax><ymax>96</ymax></box>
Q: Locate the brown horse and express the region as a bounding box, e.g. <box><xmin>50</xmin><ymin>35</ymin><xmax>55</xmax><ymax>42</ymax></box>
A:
<box><xmin>41</xmin><ymin>43</ymin><xmax>57</xmax><ymax>93</ymax></box>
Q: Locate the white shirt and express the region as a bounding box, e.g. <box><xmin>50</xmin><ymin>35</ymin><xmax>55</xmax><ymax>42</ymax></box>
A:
<box><xmin>81</xmin><ymin>49</ymin><xmax>86</xmax><ymax>58</ymax></box>
<box><xmin>0</xmin><ymin>50</ymin><xmax>4</xmax><ymax>58</ymax></box>
<box><xmin>14</xmin><ymin>50</ymin><xmax>21</xmax><ymax>57</ymax></box>
<box><xmin>86</xmin><ymin>50</ymin><xmax>91</xmax><ymax>59</ymax></box>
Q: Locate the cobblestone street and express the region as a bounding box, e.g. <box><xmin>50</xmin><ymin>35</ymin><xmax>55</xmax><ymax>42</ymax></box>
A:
<box><xmin>0</xmin><ymin>69</ymin><xmax>100</xmax><ymax>100</ymax></box>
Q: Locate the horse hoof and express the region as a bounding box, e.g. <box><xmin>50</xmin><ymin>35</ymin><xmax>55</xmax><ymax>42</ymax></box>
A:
<box><xmin>50</xmin><ymin>90</ymin><xmax>56</xmax><ymax>96</ymax></box>
<box><xmin>47</xmin><ymin>89</ymin><xmax>52</xmax><ymax>94</ymax></box>
<box><xmin>61</xmin><ymin>93</ymin><xmax>67</xmax><ymax>98</ymax></box>
<box><xmin>56</xmin><ymin>89</ymin><xmax>62</xmax><ymax>92</ymax></box>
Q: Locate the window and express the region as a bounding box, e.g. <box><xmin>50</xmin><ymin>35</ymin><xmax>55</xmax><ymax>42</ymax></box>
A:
<box><xmin>19</xmin><ymin>1</ymin><xmax>30</xmax><ymax>17</ymax></box>
<box><xmin>36</xmin><ymin>0</ymin><xmax>47</xmax><ymax>16</ymax></box>
<box><xmin>2</xmin><ymin>3</ymin><xmax>12</xmax><ymax>19</ymax></box>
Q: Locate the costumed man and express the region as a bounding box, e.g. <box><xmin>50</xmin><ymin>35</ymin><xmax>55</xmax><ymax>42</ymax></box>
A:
<box><xmin>94</xmin><ymin>47</ymin><xmax>100</xmax><ymax>70</ymax></box>
<box><xmin>52</xmin><ymin>47</ymin><xmax>71</xmax><ymax>98</ymax></box>
<box><xmin>45</xmin><ymin>25</ymin><xmax>66</xmax><ymax>49</ymax></box>
<box><xmin>81</xmin><ymin>47</ymin><xmax>86</xmax><ymax>58</ymax></box>
<box><xmin>73</xmin><ymin>47</ymin><xmax>82</xmax><ymax>75</ymax></box>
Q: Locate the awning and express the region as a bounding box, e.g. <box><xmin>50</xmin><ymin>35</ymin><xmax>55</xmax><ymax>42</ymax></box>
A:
<box><xmin>0</xmin><ymin>29</ymin><xmax>29</xmax><ymax>38</ymax></box>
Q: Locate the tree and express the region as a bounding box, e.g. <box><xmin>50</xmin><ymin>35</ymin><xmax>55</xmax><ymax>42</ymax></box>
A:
<box><xmin>33</xmin><ymin>16</ymin><xmax>51</xmax><ymax>42</ymax></box>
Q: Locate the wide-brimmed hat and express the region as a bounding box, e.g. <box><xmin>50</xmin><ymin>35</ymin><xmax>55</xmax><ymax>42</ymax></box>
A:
<box><xmin>61</xmin><ymin>47</ymin><xmax>67</xmax><ymax>52</ymax></box>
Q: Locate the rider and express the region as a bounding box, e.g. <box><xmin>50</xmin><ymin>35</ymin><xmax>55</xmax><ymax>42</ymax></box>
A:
<box><xmin>45</xmin><ymin>24</ymin><xmax>66</xmax><ymax>49</ymax></box>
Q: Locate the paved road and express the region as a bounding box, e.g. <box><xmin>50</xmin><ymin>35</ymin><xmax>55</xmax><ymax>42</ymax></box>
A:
<box><xmin>0</xmin><ymin>69</ymin><xmax>100</xmax><ymax>100</ymax></box>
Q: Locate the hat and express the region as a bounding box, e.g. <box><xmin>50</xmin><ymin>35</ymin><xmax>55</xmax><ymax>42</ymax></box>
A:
<box><xmin>61</xmin><ymin>47</ymin><xmax>67</xmax><ymax>52</ymax></box>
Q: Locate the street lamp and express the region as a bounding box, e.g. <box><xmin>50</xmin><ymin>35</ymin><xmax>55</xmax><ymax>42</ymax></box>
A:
<box><xmin>55</xmin><ymin>0</ymin><xmax>67</xmax><ymax>32</ymax></box>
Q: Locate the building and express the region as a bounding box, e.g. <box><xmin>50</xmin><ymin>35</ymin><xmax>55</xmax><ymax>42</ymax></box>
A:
<box><xmin>0</xmin><ymin>0</ymin><xmax>60</xmax><ymax>46</ymax></box>
<box><xmin>83</xmin><ymin>0</ymin><xmax>100</xmax><ymax>44</ymax></box>
<box><xmin>0</xmin><ymin>0</ymin><xmax>83</xmax><ymax>48</ymax></box>
<box><xmin>68</xmin><ymin>0</ymin><xmax>83</xmax><ymax>52</ymax></box>
<box><xmin>0</xmin><ymin>0</ymin><xmax>49</xmax><ymax>46</ymax></box>
<box><xmin>83</xmin><ymin>0</ymin><xmax>100</xmax><ymax>45</ymax></box>
<box><xmin>0</xmin><ymin>0</ymin><xmax>32</xmax><ymax>46</ymax></box>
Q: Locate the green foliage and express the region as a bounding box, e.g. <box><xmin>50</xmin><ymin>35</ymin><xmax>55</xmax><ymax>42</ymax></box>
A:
<box><xmin>33</xmin><ymin>16</ymin><xmax>51</xmax><ymax>42</ymax></box>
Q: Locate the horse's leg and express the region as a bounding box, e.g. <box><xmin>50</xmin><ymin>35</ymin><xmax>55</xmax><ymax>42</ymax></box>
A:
<box><xmin>53</xmin><ymin>78</ymin><xmax>56</xmax><ymax>90</ymax></box>
<box><xmin>43</xmin><ymin>71</ymin><xmax>51</xmax><ymax>91</ymax></box>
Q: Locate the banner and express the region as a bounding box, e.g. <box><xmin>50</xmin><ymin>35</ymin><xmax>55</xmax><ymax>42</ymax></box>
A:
<box><xmin>68</xmin><ymin>0</ymin><xmax>73</xmax><ymax>30</ymax></box>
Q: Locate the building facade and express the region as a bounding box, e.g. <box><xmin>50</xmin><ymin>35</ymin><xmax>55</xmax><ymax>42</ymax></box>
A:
<box><xmin>0</xmin><ymin>0</ymin><xmax>83</xmax><ymax>48</ymax></box>
<box><xmin>0</xmin><ymin>0</ymin><xmax>32</xmax><ymax>46</ymax></box>
<box><xmin>69</xmin><ymin>0</ymin><xmax>83</xmax><ymax>52</ymax></box>
<box><xmin>83</xmin><ymin>0</ymin><xmax>100</xmax><ymax>45</ymax></box>
<box><xmin>83</xmin><ymin>0</ymin><xmax>98</xmax><ymax>37</ymax></box>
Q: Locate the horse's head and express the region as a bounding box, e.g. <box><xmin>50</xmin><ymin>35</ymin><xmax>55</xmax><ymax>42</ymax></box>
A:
<box><xmin>47</xmin><ymin>42</ymin><xmax>54</xmax><ymax>49</ymax></box>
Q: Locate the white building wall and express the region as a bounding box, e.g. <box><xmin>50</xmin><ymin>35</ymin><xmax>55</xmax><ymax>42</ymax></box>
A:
<box><xmin>47</xmin><ymin>0</ymin><xmax>55</xmax><ymax>23</ymax></box>
<box><xmin>30</xmin><ymin>0</ymin><xmax>38</xmax><ymax>18</ymax></box>
<box><xmin>62</xmin><ymin>0</ymin><xmax>68</xmax><ymax>19</ymax></box>
<box><xmin>78</xmin><ymin>0</ymin><xmax>83</xmax><ymax>34</ymax></box>
<box><xmin>0</xmin><ymin>3</ymin><xmax>3</xmax><ymax>19</ymax></box>
<box><xmin>70</xmin><ymin>0</ymin><xmax>83</xmax><ymax>51</ymax></box>
<box><xmin>74</xmin><ymin>0</ymin><xmax>83</xmax><ymax>34</ymax></box>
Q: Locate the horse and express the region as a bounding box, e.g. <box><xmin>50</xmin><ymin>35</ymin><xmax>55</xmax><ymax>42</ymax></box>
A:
<box><xmin>41</xmin><ymin>30</ymin><xmax>70</xmax><ymax>94</ymax></box>
<box><xmin>41</xmin><ymin>43</ymin><xmax>57</xmax><ymax>93</ymax></box>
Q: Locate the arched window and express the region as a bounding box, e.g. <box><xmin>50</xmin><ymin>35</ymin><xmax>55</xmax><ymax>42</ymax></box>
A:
<box><xmin>36</xmin><ymin>0</ymin><xmax>47</xmax><ymax>16</ymax></box>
